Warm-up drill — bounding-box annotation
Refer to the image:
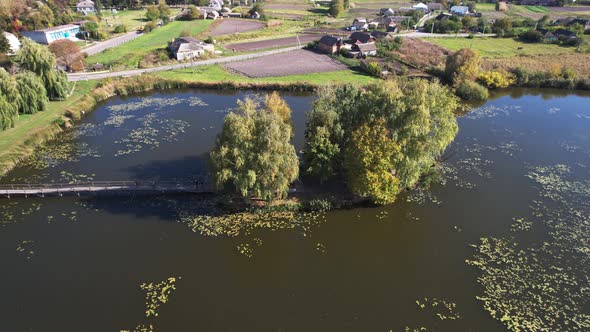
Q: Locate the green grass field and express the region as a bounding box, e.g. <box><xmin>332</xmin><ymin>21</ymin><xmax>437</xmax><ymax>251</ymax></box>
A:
<box><xmin>426</xmin><ymin>37</ymin><xmax>576</xmax><ymax>58</ymax></box>
<box><xmin>524</xmin><ymin>5</ymin><xmax>550</xmax><ymax>13</ymax></box>
<box><xmin>155</xmin><ymin>64</ymin><xmax>378</xmax><ymax>85</ymax></box>
<box><xmin>86</xmin><ymin>20</ymin><xmax>212</xmax><ymax>68</ymax></box>
<box><xmin>475</xmin><ymin>3</ymin><xmax>497</xmax><ymax>12</ymax></box>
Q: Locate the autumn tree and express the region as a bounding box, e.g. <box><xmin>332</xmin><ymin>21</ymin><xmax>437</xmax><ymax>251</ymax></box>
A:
<box><xmin>445</xmin><ymin>48</ymin><xmax>481</xmax><ymax>85</ymax></box>
<box><xmin>15</xmin><ymin>71</ymin><xmax>48</xmax><ymax>114</ymax></box>
<box><xmin>17</xmin><ymin>38</ymin><xmax>68</xmax><ymax>100</ymax></box>
<box><xmin>210</xmin><ymin>97</ymin><xmax>299</xmax><ymax>201</ymax></box>
<box><xmin>49</xmin><ymin>39</ymin><xmax>84</xmax><ymax>72</ymax></box>
<box><xmin>344</xmin><ymin>119</ymin><xmax>401</xmax><ymax>205</ymax></box>
<box><xmin>264</xmin><ymin>91</ymin><xmax>292</xmax><ymax>130</ymax></box>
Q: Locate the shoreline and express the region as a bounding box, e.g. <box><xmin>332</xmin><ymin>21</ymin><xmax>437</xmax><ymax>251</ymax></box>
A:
<box><xmin>1</xmin><ymin>74</ymin><xmax>589</xmax><ymax>178</ymax></box>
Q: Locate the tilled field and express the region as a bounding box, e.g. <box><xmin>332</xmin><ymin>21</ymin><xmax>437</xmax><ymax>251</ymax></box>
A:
<box><xmin>226</xmin><ymin>34</ymin><xmax>320</xmax><ymax>52</ymax></box>
<box><xmin>224</xmin><ymin>49</ymin><xmax>348</xmax><ymax>77</ymax></box>
<box><xmin>209</xmin><ymin>19</ymin><xmax>266</xmax><ymax>36</ymax></box>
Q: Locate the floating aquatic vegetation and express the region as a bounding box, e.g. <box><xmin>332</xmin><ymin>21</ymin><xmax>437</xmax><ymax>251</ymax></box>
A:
<box><xmin>415</xmin><ymin>298</ymin><xmax>461</xmax><ymax>320</ymax></box>
<box><xmin>403</xmin><ymin>327</ymin><xmax>427</xmax><ymax>332</ymax></box>
<box><xmin>467</xmin><ymin>164</ymin><xmax>590</xmax><ymax>331</ymax></box>
<box><xmin>74</xmin><ymin>123</ymin><xmax>103</xmax><ymax>138</ymax></box>
<box><xmin>405</xmin><ymin>188</ymin><xmax>442</xmax><ymax>205</ymax></box>
<box><xmin>104</xmin><ymin>114</ymin><xmax>135</xmax><ymax>127</ymax></box>
<box><xmin>108</xmin><ymin>97</ymin><xmax>184</xmax><ymax>113</ymax></box>
<box><xmin>465</xmin><ymin>105</ymin><xmax>522</xmax><ymax>120</ymax></box>
<box><xmin>121</xmin><ymin>324</ymin><xmax>154</xmax><ymax>332</ymax></box>
<box><xmin>575</xmin><ymin>113</ymin><xmax>590</xmax><ymax>120</ymax></box>
<box><xmin>181</xmin><ymin>210</ymin><xmax>326</xmax><ymax>238</ymax></box>
<box><xmin>546</xmin><ymin>107</ymin><xmax>560</xmax><ymax>115</ymax></box>
<box><xmin>140</xmin><ymin>277</ymin><xmax>178</xmax><ymax>318</ymax></box>
<box><xmin>59</xmin><ymin>171</ymin><xmax>96</xmax><ymax>184</ymax></box>
<box><xmin>316</xmin><ymin>242</ymin><xmax>327</xmax><ymax>254</ymax></box>
<box><xmin>558</xmin><ymin>141</ymin><xmax>580</xmax><ymax>153</ymax></box>
<box><xmin>16</xmin><ymin>240</ymin><xmax>35</xmax><ymax>260</ymax></box>
<box><xmin>439</xmin><ymin>163</ymin><xmax>476</xmax><ymax>189</ymax></box>
<box><xmin>510</xmin><ymin>217</ymin><xmax>532</xmax><ymax>232</ymax></box>
<box><xmin>187</xmin><ymin>96</ymin><xmax>208</xmax><ymax>107</ymax></box>
<box><xmin>498</xmin><ymin>141</ymin><xmax>522</xmax><ymax>157</ymax></box>
<box><xmin>376</xmin><ymin>211</ymin><xmax>389</xmax><ymax>220</ymax></box>
<box><xmin>114</xmin><ymin>114</ymin><xmax>190</xmax><ymax>156</ymax></box>
<box><xmin>237</xmin><ymin>243</ymin><xmax>253</xmax><ymax>258</ymax></box>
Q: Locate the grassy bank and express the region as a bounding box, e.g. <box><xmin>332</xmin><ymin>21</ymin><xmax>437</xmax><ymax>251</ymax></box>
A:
<box><xmin>86</xmin><ymin>20</ymin><xmax>212</xmax><ymax>68</ymax></box>
<box><xmin>154</xmin><ymin>65</ymin><xmax>378</xmax><ymax>85</ymax></box>
<box><xmin>0</xmin><ymin>81</ymin><xmax>97</xmax><ymax>176</ymax></box>
<box><xmin>426</xmin><ymin>37</ymin><xmax>576</xmax><ymax>58</ymax></box>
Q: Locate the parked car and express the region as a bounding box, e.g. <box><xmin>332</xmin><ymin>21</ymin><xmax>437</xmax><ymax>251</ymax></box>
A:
<box><xmin>346</xmin><ymin>26</ymin><xmax>358</xmax><ymax>31</ymax></box>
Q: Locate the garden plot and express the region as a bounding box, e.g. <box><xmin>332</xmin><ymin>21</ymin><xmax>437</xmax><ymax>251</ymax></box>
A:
<box><xmin>223</xmin><ymin>49</ymin><xmax>348</xmax><ymax>78</ymax></box>
<box><xmin>208</xmin><ymin>19</ymin><xmax>267</xmax><ymax>36</ymax></box>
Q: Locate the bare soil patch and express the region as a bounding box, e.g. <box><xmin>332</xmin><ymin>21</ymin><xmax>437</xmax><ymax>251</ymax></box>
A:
<box><xmin>303</xmin><ymin>27</ymin><xmax>348</xmax><ymax>36</ymax></box>
<box><xmin>209</xmin><ymin>19</ymin><xmax>267</xmax><ymax>36</ymax></box>
<box><xmin>549</xmin><ymin>5</ymin><xmax>590</xmax><ymax>12</ymax></box>
<box><xmin>226</xmin><ymin>34</ymin><xmax>320</xmax><ymax>52</ymax></box>
<box><xmin>224</xmin><ymin>49</ymin><xmax>348</xmax><ymax>77</ymax></box>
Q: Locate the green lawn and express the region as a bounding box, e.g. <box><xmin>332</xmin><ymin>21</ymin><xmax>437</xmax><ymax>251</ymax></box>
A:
<box><xmin>100</xmin><ymin>9</ymin><xmax>148</xmax><ymax>31</ymax></box>
<box><xmin>86</xmin><ymin>20</ymin><xmax>212</xmax><ymax>68</ymax></box>
<box><xmin>426</xmin><ymin>37</ymin><xmax>576</xmax><ymax>58</ymax></box>
<box><xmin>154</xmin><ymin>64</ymin><xmax>378</xmax><ymax>85</ymax></box>
<box><xmin>524</xmin><ymin>5</ymin><xmax>550</xmax><ymax>13</ymax></box>
<box><xmin>475</xmin><ymin>3</ymin><xmax>497</xmax><ymax>12</ymax></box>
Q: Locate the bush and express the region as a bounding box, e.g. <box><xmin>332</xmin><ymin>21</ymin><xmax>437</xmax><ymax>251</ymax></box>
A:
<box><xmin>478</xmin><ymin>70</ymin><xmax>516</xmax><ymax>89</ymax></box>
<box><xmin>455</xmin><ymin>81</ymin><xmax>489</xmax><ymax>101</ymax></box>
<box><xmin>113</xmin><ymin>24</ymin><xmax>127</xmax><ymax>33</ymax></box>
<box><xmin>144</xmin><ymin>22</ymin><xmax>157</xmax><ymax>33</ymax></box>
<box><xmin>519</xmin><ymin>29</ymin><xmax>543</xmax><ymax>43</ymax></box>
<box><xmin>366</xmin><ymin>62</ymin><xmax>382</xmax><ymax>77</ymax></box>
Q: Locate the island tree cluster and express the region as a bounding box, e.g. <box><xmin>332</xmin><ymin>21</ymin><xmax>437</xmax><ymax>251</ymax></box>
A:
<box><xmin>211</xmin><ymin>80</ymin><xmax>459</xmax><ymax>205</ymax></box>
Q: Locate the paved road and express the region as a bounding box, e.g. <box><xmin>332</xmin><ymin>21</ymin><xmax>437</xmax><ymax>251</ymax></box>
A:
<box><xmin>81</xmin><ymin>31</ymin><xmax>144</xmax><ymax>56</ymax></box>
<box><xmin>68</xmin><ymin>45</ymin><xmax>304</xmax><ymax>81</ymax></box>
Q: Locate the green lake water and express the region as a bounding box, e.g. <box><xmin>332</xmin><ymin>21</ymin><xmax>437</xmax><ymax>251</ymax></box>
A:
<box><xmin>0</xmin><ymin>88</ymin><xmax>588</xmax><ymax>331</ymax></box>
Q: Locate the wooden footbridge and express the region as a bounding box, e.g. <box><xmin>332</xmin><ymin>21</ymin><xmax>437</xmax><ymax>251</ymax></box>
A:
<box><xmin>0</xmin><ymin>180</ymin><xmax>214</xmax><ymax>198</ymax></box>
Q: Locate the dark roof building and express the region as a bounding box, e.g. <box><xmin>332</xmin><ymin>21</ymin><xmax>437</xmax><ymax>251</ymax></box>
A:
<box><xmin>349</xmin><ymin>32</ymin><xmax>375</xmax><ymax>44</ymax></box>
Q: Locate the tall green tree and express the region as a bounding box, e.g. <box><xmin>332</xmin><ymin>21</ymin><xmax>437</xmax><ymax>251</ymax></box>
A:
<box><xmin>146</xmin><ymin>5</ymin><xmax>160</xmax><ymax>21</ymax></box>
<box><xmin>344</xmin><ymin>119</ymin><xmax>401</xmax><ymax>205</ymax></box>
<box><xmin>15</xmin><ymin>71</ymin><xmax>48</xmax><ymax>114</ymax></box>
<box><xmin>0</xmin><ymin>68</ymin><xmax>19</xmax><ymax>131</ymax></box>
<box><xmin>17</xmin><ymin>38</ymin><xmax>68</xmax><ymax>100</ymax></box>
<box><xmin>211</xmin><ymin>97</ymin><xmax>299</xmax><ymax>201</ymax></box>
<box><xmin>330</xmin><ymin>0</ymin><xmax>344</xmax><ymax>17</ymax></box>
<box><xmin>302</xmin><ymin>79</ymin><xmax>459</xmax><ymax>204</ymax></box>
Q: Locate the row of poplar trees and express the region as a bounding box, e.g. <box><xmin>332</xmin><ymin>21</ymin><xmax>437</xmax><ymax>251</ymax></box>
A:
<box><xmin>0</xmin><ymin>38</ymin><xmax>69</xmax><ymax>131</ymax></box>
<box><xmin>211</xmin><ymin>79</ymin><xmax>459</xmax><ymax>205</ymax></box>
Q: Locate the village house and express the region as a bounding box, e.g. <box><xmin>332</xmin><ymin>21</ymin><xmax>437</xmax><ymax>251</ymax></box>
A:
<box><xmin>317</xmin><ymin>35</ymin><xmax>342</xmax><ymax>54</ymax></box>
<box><xmin>1</xmin><ymin>31</ymin><xmax>21</xmax><ymax>55</ymax></box>
<box><xmin>349</xmin><ymin>32</ymin><xmax>376</xmax><ymax>44</ymax></box>
<box><xmin>553</xmin><ymin>28</ymin><xmax>577</xmax><ymax>40</ymax></box>
<box><xmin>412</xmin><ymin>2</ymin><xmax>429</xmax><ymax>13</ymax></box>
<box><xmin>352</xmin><ymin>18</ymin><xmax>368</xmax><ymax>30</ymax></box>
<box><xmin>209</xmin><ymin>0</ymin><xmax>222</xmax><ymax>11</ymax></box>
<box><xmin>450</xmin><ymin>5</ymin><xmax>469</xmax><ymax>16</ymax></box>
<box><xmin>374</xmin><ymin>16</ymin><xmax>398</xmax><ymax>31</ymax></box>
<box><xmin>370</xmin><ymin>30</ymin><xmax>393</xmax><ymax>40</ymax></box>
<box><xmin>554</xmin><ymin>17</ymin><xmax>590</xmax><ymax>31</ymax></box>
<box><xmin>208</xmin><ymin>10</ymin><xmax>220</xmax><ymax>19</ymax></box>
<box><xmin>76</xmin><ymin>0</ymin><xmax>96</xmax><ymax>15</ymax></box>
<box><xmin>539</xmin><ymin>29</ymin><xmax>558</xmax><ymax>42</ymax></box>
<box><xmin>379</xmin><ymin>8</ymin><xmax>395</xmax><ymax>16</ymax></box>
<box><xmin>21</xmin><ymin>24</ymin><xmax>81</xmax><ymax>44</ymax></box>
<box><xmin>427</xmin><ymin>2</ymin><xmax>444</xmax><ymax>11</ymax></box>
<box><xmin>354</xmin><ymin>43</ymin><xmax>377</xmax><ymax>57</ymax></box>
<box><xmin>168</xmin><ymin>37</ymin><xmax>214</xmax><ymax>60</ymax></box>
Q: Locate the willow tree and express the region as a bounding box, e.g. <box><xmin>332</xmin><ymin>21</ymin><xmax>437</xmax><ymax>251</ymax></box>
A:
<box><xmin>210</xmin><ymin>97</ymin><xmax>299</xmax><ymax>201</ymax></box>
<box><xmin>16</xmin><ymin>71</ymin><xmax>48</xmax><ymax>114</ymax></box>
<box><xmin>302</xmin><ymin>79</ymin><xmax>459</xmax><ymax>204</ymax></box>
<box><xmin>17</xmin><ymin>38</ymin><xmax>68</xmax><ymax>100</ymax></box>
<box><xmin>0</xmin><ymin>68</ymin><xmax>19</xmax><ymax>130</ymax></box>
<box><xmin>344</xmin><ymin>119</ymin><xmax>402</xmax><ymax>205</ymax></box>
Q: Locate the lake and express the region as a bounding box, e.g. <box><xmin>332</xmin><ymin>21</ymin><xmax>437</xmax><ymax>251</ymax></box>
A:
<box><xmin>0</xmin><ymin>88</ymin><xmax>588</xmax><ymax>331</ymax></box>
